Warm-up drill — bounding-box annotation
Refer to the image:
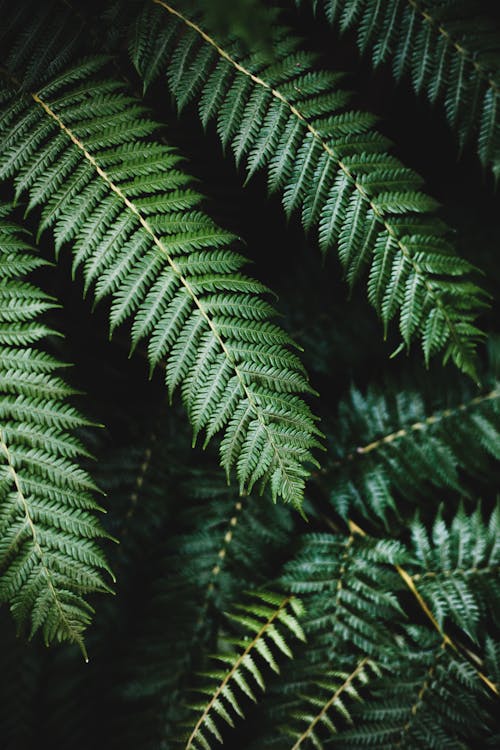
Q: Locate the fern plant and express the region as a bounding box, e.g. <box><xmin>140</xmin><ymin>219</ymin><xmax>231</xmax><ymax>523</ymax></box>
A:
<box><xmin>129</xmin><ymin>0</ymin><xmax>489</xmax><ymax>378</ymax></box>
<box><xmin>0</xmin><ymin>203</ymin><xmax>111</xmax><ymax>653</ymax></box>
<box><xmin>0</xmin><ymin>0</ymin><xmax>499</xmax><ymax>748</ymax></box>
<box><xmin>300</xmin><ymin>0</ymin><xmax>500</xmax><ymax>177</ymax></box>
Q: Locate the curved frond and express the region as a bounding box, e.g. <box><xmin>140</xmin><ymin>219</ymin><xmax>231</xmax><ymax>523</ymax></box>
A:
<box><xmin>321</xmin><ymin>363</ymin><xmax>500</xmax><ymax>523</ymax></box>
<box><xmin>302</xmin><ymin>0</ymin><xmax>500</xmax><ymax>177</ymax></box>
<box><xmin>0</xmin><ymin>18</ymin><xmax>321</xmax><ymax>507</ymax></box>
<box><xmin>129</xmin><ymin>0</ymin><xmax>488</xmax><ymax>377</ymax></box>
<box><xmin>339</xmin><ymin>626</ymin><xmax>489</xmax><ymax>748</ymax></box>
<box><xmin>0</xmin><ymin>204</ymin><xmax>111</xmax><ymax>653</ymax></box>
<box><xmin>183</xmin><ymin>591</ymin><xmax>305</xmax><ymax>749</ymax></box>
<box><xmin>251</xmin><ymin>656</ymin><xmax>377</xmax><ymax>749</ymax></box>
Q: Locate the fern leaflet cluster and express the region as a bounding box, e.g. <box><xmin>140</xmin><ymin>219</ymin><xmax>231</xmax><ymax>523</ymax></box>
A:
<box><xmin>321</xmin><ymin>364</ymin><xmax>500</xmax><ymax>523</ymax></box>
<box><xmin>0</xmin><ymin>19</ymin><xmax>321</xmax><ymax>507</ymax></box>
<box><xmin>301</xmin><ymin>0</ymin><xmax>500</xmax><ymax>176</ymax></box>
<box><xmin>0</xmin><ymin>204</ymin><xmax>111</xmax><ymax>653</ymax></box>
<box><xmin>183</xmin><ymin>591</ymin><xmax>305</xmax><ymax>749</ymax></box>
<box><xmin>129</xmin><ymin>0</ymin><xmax>488</xmax><ymax>377</ymax></box>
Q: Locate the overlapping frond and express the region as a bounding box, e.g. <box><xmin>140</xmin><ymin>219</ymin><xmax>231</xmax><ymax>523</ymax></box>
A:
<box><xmin>251</xmin><ymin>656</ymin><xmax>377</xmax><ymax>749</ymax></box>
<box><xmin>276</xmin><ymin>505</ymin><xmax>499</xmax><ymax>746</ymax></box>
<box><xmin>339</xmin><ymin>625</ymin><xmax>489</xmax><ymax>748</ymax></box>
<box><xmin>321</xmin><ymin>363</ymin><xmax>500</xmax><ymax>523</ymax></box>
<box><xmin>283</xmin><ymin>502</ymin><xmax>500</xmax><ymax>663</ymax></box>
<box><xmin>0</xmin><ymin>204</ymin><xmax>111</xmax><ymax>652</ymax></box>
<box><xmin>406</xmin><ymin>503</ymin><xmax>500</xmax><ymax>641</ymax></box>
<box><xmin>0</xmin><ymin>13</ymin><xmax>321</xmax><ymax>507</ymax></box>
<box><xmin>281</xmin><ymin>531</ymin><xmax>405</xmax><ymax>658</ymax></box>
<box><xmin>183</xmin><ymin>591</ymin><xmax>305</xmax><ymax>749</ymax></box>
<box><xmin>302</xmin><ymin>0</ymin><xmax>500</xmax><ymax>177</ymax></box>
<box><xmin>129</xmin><ymin>0</ymin><xmax>488</xmax><ymax>377</ymax></box>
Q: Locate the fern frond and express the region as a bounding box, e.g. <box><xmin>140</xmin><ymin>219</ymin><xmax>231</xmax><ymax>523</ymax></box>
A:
<box><xmin>406</xmin><ymin>502</ymin><xmax>500</xmax><ymax>641</ymax></box>
<box><xmin>281</xmin><ymin>530</ymin><xmax>405</xmax><ymax>658</ymax></box>
<box><xmin>303</xmin><ymin>0</ymin><xmax>500</xmax><ymax>177</ymax></box>
<box><xmin>277</xmin><ymin>657</ymin><xmax>376</xmax><ymax>749</ymax></box>
<box><xmin>183</xmin><ymin>591</ymin><xmax>305</xmax><ymax>749</ymax></box>
<box><xmin>321</xmin><ymin>362</ymin><xmax>500</xmax><ymax>523</ymax></box>
<box><xmin>0</xmin><ymin>18</ymin><xmax>321</xmax><ymax>507</ymax></box>
<box><xmin>129</xmin><ymin>1</ymin><xmax>488</xmax><ymax>377</ymax></box>
<box><xmin>340</xmin><ymin>625</ymin><xmax>489</xmax><ymax>748</ymax></box>
<box><xmin>284</xmin><ymin>501</ymin><xmax>499</xmax><ymax>660</ymax></box>
<box><xmin>0</xmin><ymin>204</ymin><xmax>111</xmax><ymax>653</ymax></box>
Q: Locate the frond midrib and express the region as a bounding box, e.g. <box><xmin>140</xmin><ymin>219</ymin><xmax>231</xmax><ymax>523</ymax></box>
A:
<box><xmin>153</xmin><ymin>0</ymin><xmax>477</xmax><ymax>370</ymax></box>
<box><xmin>0</xmin><ymin>425</ymin><xmax>87</xmax><ymax>654</ymax></box>
<box><xmin>29</xmin><ymin>88</ymin><xmax>295</xmax><ymax>496</ymax></box>
<box><xmin>290</xmin><ymin>656</ymin><xmax>370</xmax><ymax>750</ymax></box>
<box><xmin>329</xmin><ymin>386</ymin><xmax>500</xmax><ymax>470</ymax></box>
<box><xmin>186</xmin><ymin>594</ymin><xmax>293</xmax><ymax>748</ymax></box>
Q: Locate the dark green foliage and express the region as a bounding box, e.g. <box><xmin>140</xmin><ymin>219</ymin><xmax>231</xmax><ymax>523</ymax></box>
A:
<box><xmin>130</xmin><ymin>1</ymin><xmax>489</xmax><ymax>377</ymax></box>
<box><xmin>302</xmin><ymin>0</ymin><xmax>500</xmax><ymax>177</ymax></box>
<box><xmin>0</xmin><ymin>204</ymin><xmax>111</xmax><ymax>652</ymax></box>
<box><xmin>0</xmin><ymin>1</ymin><xmax>498</xmax><ymax>748</ymax></box>
<box><xmin>182</xmin><ymin>591</ymin><xmax>305</xmax><ymax>749</ymax></box>
<box><xmin>320</xmin><ymin>356</ymin><xmax>500</xmax><ymax>523</ymax></box>
<box><xmin>0</xmin><ymin>8</ymin><xmax>321</xmax><ymax>507</ymax></box>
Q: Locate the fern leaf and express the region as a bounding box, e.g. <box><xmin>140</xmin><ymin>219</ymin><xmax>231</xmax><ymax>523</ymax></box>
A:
<box><xmin>339</xmin><ymin>626</ymin><xmax>489</xmax><ymax>748</ymax></box>
<box><xmin>184</xmin><ymin>592</ymin><xmax>304</xmax><ymax>749</ymax></box>
<box><xmin>321</xmin><ymin>360</ymin><xmax>500</xmax><ymax>523</ymax></box>
<box><xmin>0</xmin><ymin>20</ymin><xmax>321</xmax><ymax>507</ymax></box>
<box><xmin>129</xmin><ymin>1</ymin><xmax>488</xmax><ymax>377</ymax></box>
<box><xmin>303</xmin><ymin>0</ymin><xmax>500</xmax><ymax>177</ymax></box>
<box><xmin>0</xmin><ymin>204</ymin><xmax>111</xmax><ymax>652</ymax></box>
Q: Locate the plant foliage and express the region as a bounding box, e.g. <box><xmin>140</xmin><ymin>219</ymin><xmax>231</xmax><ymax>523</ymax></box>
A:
<box><xmin>301</xmin><ymin>0</ymin><xmax>500</xmax><ymax>177</ymax></box>
<box><xmin>0</xmin><ymin>204</ymin><xmax>111</xmax><ymax>653</ymax></box>
<box><xmin>0</xmin><ymin>6</ymin><xmax>321</xmax><ymax>508</ymax></box>
<box><xmin>130</xmin><ymin>0</ymin><xmax>488</xmax><ymax>377</ymax></box>
<box><xmin>0</xmin><ymin>0</ymin><xmax>498</xmax><ymax>748</ymax></box>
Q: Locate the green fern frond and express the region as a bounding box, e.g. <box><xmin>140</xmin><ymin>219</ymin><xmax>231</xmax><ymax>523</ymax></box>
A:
<box><xmin>0</xmin><ymin>204</ymin><xmax>111</xmax><ymax>653</ymax></box>
<box><xmin>0</xmin><ymin>16</ymin><xmax>321</xmax><ymax>507</ymax></box>
<box><xmin>129</xmin><ymin>0</ymin><xmax>488</xmax><ymax>377</ymax></box>
<box><xmin>281</xmin><ymin>530</ymin><xmax>405</xmax><ymax>658</ymax></box>
<box><xmin>321</xmin><ymin>363</ymin><xmax>500</xmax><ymax>523</ymax></box>
<box><xmin>273</xmin><ymin>657</ymin><xmax>377</xmax><ymax>749</ymax></box>
<box><xmin>283</xmin><ymin>501</ymin><xmax>499</xmax><ymax>656</ymax></box>
<box><xmin>407</xmin><ymin>502</ymin><xmax>500</xmax><ymax>641</ymax></box>
<box><xmin>339</xmin><ymin>625</ymin><xmax>489</xmax><ymax>748</ymax></box>
<box><xmin>302</xmin><ymin>0</ymin><xmax>500</xmax><ymax>177</ymax></box>
<box><xmin>183</xmin><ymin>591</ymin><xmax>305</xmax><ymax>749</ymax></box>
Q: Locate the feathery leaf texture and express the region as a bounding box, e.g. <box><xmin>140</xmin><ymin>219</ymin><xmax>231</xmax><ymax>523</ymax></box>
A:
<box><xmin>129</xmin><ymin>0</ymin><xmax>487</xmax><ymax>377</ymax></box>
<box><xmin>0</xmin><ymin>22</ymin><xmax>321</xmax><ymax>506</ymax></box>
<box><xmin>282</xmin><ymin>531</ymin><xmax>406</xmax><ymax>658</ymax></box>
<box><xmin>183</xmin><ymin>591</ymin><xmax>305</xmax><ymax>749</ymax></box>
<box><xmin>321</xmin><ymin>366</ymin><xmax>500</xmax><ymax>523</ymax></box>
<box><xmin>279</xmin><ymin>505</ymin><xmax>499</xmax><ymax>745</ymax></box>
<box><xmin>302</xmin><ymin>0</ymin><xmax>500</xmax><ymax>176</ymax></box>
<box><xmin>256</xmin><ymin>656</ymin><xmax>378</xmax><ymax>749</ymax></box>
<box><xmin>340</xmin><ymin>626</ymin><xmax>489</xmax><ymax>748</ymax></box>
<box><xmin>0</xmin><ymin>204</ymin><xmax>110</xmax><ymax>653</ymax></box>
<box><xmin>284</xmin><ymin>503</ymin><xmax>500</xmax><ymax>655</ymax></box>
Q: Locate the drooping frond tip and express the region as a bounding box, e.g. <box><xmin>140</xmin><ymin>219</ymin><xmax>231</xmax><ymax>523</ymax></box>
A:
<box><xmin>0</xmin><ymin>5</ymin><xmax>323</xmax><ymax>508</ymax></box>
<box><xmin>0</xmin><ymin>204</ymin><xmax>112</xmax><ymax>651</ymax></box>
